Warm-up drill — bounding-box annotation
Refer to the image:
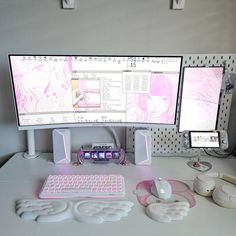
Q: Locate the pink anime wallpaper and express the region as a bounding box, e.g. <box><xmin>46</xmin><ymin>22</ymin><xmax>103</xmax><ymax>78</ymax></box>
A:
<box><xmin>126</xmin><ymin>73</ymin><xmax>179</xmax><ymax>124</ymax></box>
<box><xmin>10</xmin><ymin>56</ymin><xmax>72</xmax><ymax>114</ymax></box>
<box><xmin>179</xmin><ymin>67</ymin><xmax>223</xmax><ymax>131</ymax></box>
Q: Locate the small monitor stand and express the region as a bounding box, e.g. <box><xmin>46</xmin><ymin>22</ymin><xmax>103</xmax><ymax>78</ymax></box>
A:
<box><xmin>183</xmin><ymin>130</ymin><xmax>222</xmax><ymax>172</ymax></box>
<box><xmin>187</xmin><ymin>148</ymin><xmax>212</xmax><ymax>172</ymax></box>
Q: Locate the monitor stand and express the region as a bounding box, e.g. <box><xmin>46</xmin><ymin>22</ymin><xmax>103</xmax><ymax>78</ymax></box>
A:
<box><xmin>187</xmin><ymin>148</ymin><xmax>212</xmax><ymax>172</ymax></box>
<box><xmin>23</xmin><ymin>130</ymin><xmax>40</xmax><ymax>159</ymax></box>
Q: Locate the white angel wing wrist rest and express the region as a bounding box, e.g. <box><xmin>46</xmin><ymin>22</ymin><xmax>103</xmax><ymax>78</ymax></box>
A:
<box><xmin>15</xmin><ymin>199</ymin><xmax>134</xmax><ymax>224</ymax></box>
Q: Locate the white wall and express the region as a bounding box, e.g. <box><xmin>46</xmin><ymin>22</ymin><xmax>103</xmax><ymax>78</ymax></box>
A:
<box><xmin>1</xmin><ymin>0</ymin><xmax>236</xmax><ymax>165</ymax></box>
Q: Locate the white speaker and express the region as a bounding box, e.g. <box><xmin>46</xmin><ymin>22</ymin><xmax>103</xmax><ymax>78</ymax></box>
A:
<box><xmin>134</xmin><ymin>129</ymin><xmax>151</xmax><ymax>165</ymax></box>
<box><xmin>52</xmin><ymin>129</ymin><xmax>71</xmax><ymax>164</ymax></box>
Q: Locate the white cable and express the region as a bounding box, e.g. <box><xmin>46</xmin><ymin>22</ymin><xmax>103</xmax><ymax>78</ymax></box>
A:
<box><xmin>108</xmin><ymin>127</ymin><xmax>121</xmax><ymax>148</ymax></box>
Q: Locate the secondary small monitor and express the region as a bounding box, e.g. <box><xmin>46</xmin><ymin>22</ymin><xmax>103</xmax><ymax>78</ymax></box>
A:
<box><xmin>179</xmin><ymin>66</ymin><xmax>224</xmax><ymax>132</ymax></box>
<box><xmin>8</xmin><ymin>55</ymin><xmax>182</xmax><ymax>129</ymax></box>
<box><xmin>189</xmin><ymin>131</ymin><xmax>220</xmax><ymax>148</ymax></box>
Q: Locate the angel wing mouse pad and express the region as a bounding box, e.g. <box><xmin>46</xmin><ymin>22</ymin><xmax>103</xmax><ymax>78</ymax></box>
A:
<box><xmin>134</xmin><ymin>179</ymin><xmax>196</xmax><ymax>208</ymax></box>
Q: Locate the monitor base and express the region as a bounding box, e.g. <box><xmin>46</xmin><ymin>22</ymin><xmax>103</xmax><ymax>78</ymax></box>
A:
<box><xmin>23</xmin><ymin>152</ymin><xmax>40</xmax><ymax>159</ymax></box>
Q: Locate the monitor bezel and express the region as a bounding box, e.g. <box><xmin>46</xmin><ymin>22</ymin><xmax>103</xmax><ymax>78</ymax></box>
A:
<box><xmin>178</xmin><ymin>65</ymin><xmax>224</xmax><ymax>133</ymax></box>
<box><xmin>8</xmin><ymin>54</ymin><xmax>183</xmax><ymax>130</ymax></box>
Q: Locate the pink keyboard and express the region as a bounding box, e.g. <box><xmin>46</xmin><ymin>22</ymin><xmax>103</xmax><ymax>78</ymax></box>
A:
<box><xmin>39</xmin><ymin>174</ymin><xmax>125</xmax><ymax>198</ymax></box>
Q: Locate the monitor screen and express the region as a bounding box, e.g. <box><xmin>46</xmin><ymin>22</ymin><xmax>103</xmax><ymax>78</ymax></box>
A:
<box><xmin>179</xmin><ymin>66</ymin><xmax>224</xmax><ymax>132</ymax></box>
<box><xmin>8</xmin><ymin>55</ymin><xmax>182</xmax><ymax>129</ymax></box>
<box><xmin>189</xmin><ymin>131</ymin><xmax>220</xmax><ymax>148</ymax></box>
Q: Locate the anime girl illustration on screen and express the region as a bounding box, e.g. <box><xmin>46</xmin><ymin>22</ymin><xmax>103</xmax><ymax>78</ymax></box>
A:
<box><xmin>126</xmin><ymin>73</ymin><xmax>179</xmax><ymax>124</ymax></box>
<box><xmin>71</xmin><ymin>78</ymin><xmax>101</xmax><ymax>109</ymax></box>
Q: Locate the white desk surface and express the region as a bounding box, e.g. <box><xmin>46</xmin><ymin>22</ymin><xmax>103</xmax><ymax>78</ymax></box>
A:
<box><xmin>0</xmin><ymin>152</ymin><xmax>236</xmax><ymax>236</ymax></box>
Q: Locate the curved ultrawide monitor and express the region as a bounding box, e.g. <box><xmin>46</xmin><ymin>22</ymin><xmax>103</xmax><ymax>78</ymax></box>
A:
<box><xmin>8</xmin><ymin>55</ymin><xmax>182</xmax><ymax>130</ymax></box>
